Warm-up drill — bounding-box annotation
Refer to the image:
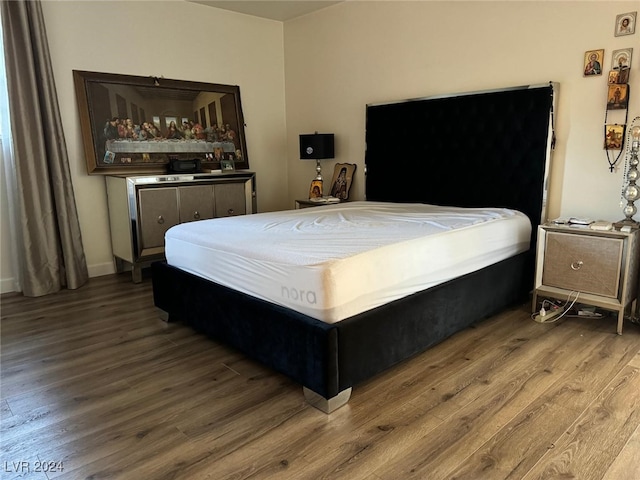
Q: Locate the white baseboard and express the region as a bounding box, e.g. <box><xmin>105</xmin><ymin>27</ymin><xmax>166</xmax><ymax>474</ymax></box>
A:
<box><xmin>88</xmin><ymin>261</ymin><xmax>116</xmax><ymax>278</ymax></box>
<box><xmin>0</xmin><ymin>276</ymin><xmax>17</xmax><ymax>294</ymax></box>
<box><xmin>0</xmin><ymin>262</ymin><xmax>117</xmax><ymax>294</ymax></box>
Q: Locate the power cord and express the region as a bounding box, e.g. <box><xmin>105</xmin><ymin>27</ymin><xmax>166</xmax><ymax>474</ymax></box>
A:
<box><xmin>532</xmin><ymin>291</ymin><xmax>581</xmax><ymax>324</ymax></box>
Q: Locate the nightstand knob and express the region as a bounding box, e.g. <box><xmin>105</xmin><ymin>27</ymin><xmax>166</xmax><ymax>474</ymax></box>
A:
<box><xmin>571</xmin><ymin>261</ymin><xmax>584</xmax><ymax>271</ymax></box>
<box><xmin>193</xmin><ymin>211</ymin><xmax>200</xmax><ymax>219</ymax></box>
<box><xmin>228</xmin><ymin>208</ymin><xmax>235</xmax><ymax>215</ymax></box>
<box><xmin>157</xmin><ymin>215</ymin><xmax>165</xmax><ymax>224</ymax></box>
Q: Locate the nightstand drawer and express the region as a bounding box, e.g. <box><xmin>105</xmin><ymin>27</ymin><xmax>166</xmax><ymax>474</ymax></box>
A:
<box><xmin>542</xmin><ymin>232</ymin><xmax>623</xmax><ymax>298</ymax></box>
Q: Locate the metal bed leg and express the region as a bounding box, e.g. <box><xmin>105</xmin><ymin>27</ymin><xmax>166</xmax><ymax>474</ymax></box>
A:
<box><xmin>157</xmin><ymin>308</ymin><xmax>170</xmax><ymax>322</ymax></box>
<box><xmin>303</xmin><ymin>387</ymin><xmax>352</xmax><ymax>413</ymax></box>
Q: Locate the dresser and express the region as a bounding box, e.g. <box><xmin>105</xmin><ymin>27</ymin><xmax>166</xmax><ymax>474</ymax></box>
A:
<box><xmin>532</xmin><ymin>223</ymin><xmax>640</xmax><ymax>334</ymax></box>
<box><xmin>106</xmin><ymin>172</ymin><xmax>256</xmax><ymax>282</ymax></box>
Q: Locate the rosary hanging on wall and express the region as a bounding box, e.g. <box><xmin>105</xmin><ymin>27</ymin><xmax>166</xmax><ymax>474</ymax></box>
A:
<box><xmin>603</xmin><ymin>84</ymin><xmax>630</xmax><ymax>171</ymax></box>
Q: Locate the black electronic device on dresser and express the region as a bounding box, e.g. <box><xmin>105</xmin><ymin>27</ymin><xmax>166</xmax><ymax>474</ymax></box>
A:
<box><xmin>168</xmin><ymin>158</ymin><xmax>201</xmax><ymax>174</ymax></box>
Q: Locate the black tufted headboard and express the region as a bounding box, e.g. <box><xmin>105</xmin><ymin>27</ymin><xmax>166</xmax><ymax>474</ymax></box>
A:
<box><xmin>365</xmin><ymin>83</ymin><xmax>555</xmax><ymax>247</ymax></box>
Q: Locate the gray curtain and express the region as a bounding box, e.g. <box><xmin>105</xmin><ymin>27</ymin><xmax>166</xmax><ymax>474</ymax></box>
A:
<box><xmin>1</xmin><ymin>0</ymin><xmax>88</xmax><ymax>296</ymax></box>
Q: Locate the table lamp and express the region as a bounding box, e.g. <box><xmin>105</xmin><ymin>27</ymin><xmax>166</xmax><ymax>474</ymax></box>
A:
<box><xmin>300</xmin><ymin>133</ymin><xmax>334</xmax><ymax>198</ymax></box>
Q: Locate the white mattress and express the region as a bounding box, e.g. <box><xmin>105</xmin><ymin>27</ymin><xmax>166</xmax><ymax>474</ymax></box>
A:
<box><xmin>165</xmin><ymin>201</ymin><xmax>532</xmax><ymax>324</ymax></box>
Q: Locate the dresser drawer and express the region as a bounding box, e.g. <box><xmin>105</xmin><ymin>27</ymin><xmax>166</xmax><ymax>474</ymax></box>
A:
<box><xmin>178</xmin><ymin>185</ymin><xmax>214</xmax><ymax>222</ymax></box>
<box><xmin>214</xmin><ymin>182</ymin><xmax>247</xmax><ymax>217</ymax></box>
<box><xmin>542</xmin><ymin>232</ymin><xmax>623</xmax><ymax>298</ymax></box>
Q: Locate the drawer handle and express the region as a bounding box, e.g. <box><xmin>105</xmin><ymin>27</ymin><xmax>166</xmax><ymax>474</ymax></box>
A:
<box><xmin>227</xmin><ymin>208</ymin><xmax>235</xmax><ymax>215</ymax></box>
<box><xmin>193</xmin><ymin>211</ymin><xmax>200</xmax><ymax>219</ymax></box>
<box><xmin>157</xmin><ymin>215</ymin><xmax>165</xmax><ymax>224</ymax></box>
<box><xmin>571</xmin><ymin>261</ymin><xmax>584</xmax><ymax>271</ymax></box>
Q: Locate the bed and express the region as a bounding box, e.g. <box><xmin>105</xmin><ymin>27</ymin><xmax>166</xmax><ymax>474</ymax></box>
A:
<box><xmin>152</xmin><ymin>83</ymin><xmax>557</xmax><ymax>412</ymax></box>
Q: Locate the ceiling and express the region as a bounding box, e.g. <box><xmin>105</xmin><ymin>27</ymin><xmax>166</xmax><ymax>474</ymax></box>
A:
<box><xmin>188</xmin><ymin>1</ymin><xmax>342</xmax><ymax>21</ymax></box>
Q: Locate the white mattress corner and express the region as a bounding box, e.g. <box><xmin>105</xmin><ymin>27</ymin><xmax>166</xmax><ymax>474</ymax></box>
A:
<box><xmin>165</xmin><ymin>201</ymin><xmax>532</xmax><ymax>323</ymax></box>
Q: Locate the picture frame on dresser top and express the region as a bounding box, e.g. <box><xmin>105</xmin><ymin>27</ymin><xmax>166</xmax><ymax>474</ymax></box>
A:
<box><xmin>220</xmin><ymin>159</ymin><xmax>235</xmax><ymax>171</ymax></box>
<box><xmin>73</xmin><ymin>70</ymin><xmax>249</xmax><ymax>175</ymax></box>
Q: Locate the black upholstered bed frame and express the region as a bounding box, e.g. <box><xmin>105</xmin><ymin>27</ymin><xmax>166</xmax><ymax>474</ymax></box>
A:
<box><xmin>152</xmin><ymin>83</ymin><xmax>556</xmax><ymax>412</ymax></box>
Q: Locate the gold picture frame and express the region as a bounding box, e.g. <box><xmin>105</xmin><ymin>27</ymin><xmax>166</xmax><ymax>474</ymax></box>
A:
<box><xmin>604</xmin><ymin>124</ymin><xmax>625</xmax><ymax>150</ymax></box>
<box><xmin>309</xmin><ymin>179</ymin><xmax>323</xmax><ymax>199</ymax></box>
<box><xmin>583</xmin><ymin>49</ymin><xmax>604</xmax><ymax>76</ymax></box>
<box><xmin>607</xmin><ymin>84</ymin><xmax>629</xmax><ymax>110</ymax></box>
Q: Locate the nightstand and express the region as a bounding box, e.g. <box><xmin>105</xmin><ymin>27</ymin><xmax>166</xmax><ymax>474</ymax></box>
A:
<box><xmin>532</xmin><ymin>223</ymin><xmax>640</xmax><ymax>334</ymax></box>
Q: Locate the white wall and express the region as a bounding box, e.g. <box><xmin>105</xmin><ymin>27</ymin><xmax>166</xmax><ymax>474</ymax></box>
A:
<box><xmin>284</xmin><ymin>1</ymin><xmax>640</xmax><ymax>222</ymax></box>
<box><xmin>2</xmin><ymin>1</ymin><xmax>639</xmax><ymax>292</ymax></box>
<box><xmin>0</xmin><ymin>0</ymin><xmax>287</xmax><ymax>291</ymax></box>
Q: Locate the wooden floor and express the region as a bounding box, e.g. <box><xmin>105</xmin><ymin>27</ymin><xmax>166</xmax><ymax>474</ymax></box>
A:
<box><xmin>1</xmin><ymin>273</ymin><xmax>639</xmax><ymax>480</ymax></box>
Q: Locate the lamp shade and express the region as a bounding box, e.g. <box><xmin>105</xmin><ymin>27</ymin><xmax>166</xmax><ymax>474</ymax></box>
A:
<box><xmin>299</xmin><ymin>133</ymin><xmax>334</xmax><ymax>160</ymax></box>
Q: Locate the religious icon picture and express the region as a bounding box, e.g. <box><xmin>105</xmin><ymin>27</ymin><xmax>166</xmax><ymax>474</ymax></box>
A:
<box><xmin>614</xmin><ymin>12</ymin><xmax>636</xmax><ymax>37</ymax></box>
<box><xmin>612</xmin><ymin>48</ymin><xmax>633</xmax><ymax>70</ymax></box>
<box><xmin>309</xmin><ymin>179</ymin><xmax>323</xmax><ymax>199</ymax></box>
<box><xmin>604</xmin><ymin>124</ymin><xmax>625</xmax><ymax>150</ymax></box>
<box><xmin>617</xmin><ymin>68</ymin><xmax>630</xmax><ymax>84</ymax></box>
<box><xmin>328</xmin><ymin>163</ymin><xmax>356</xmax><ymax>200</ymax></box>
<box><xmin>608</xmin><ymin>70</ymin><xmax>620</xmax><ymax>84</ymax></box>
<box><xmin>583</xmin><ymin>49</ymin><xmax>604</xmax><ymax>76</ymax></box>
<box><xmin>607</xmin><ymin>84</ymin><xmax>629</xmax><ymax>110</ymax></box>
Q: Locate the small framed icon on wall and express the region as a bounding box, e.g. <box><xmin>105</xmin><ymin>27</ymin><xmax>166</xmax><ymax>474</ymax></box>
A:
<box><xmin>583</xmin><ymin>49</ymin><xmax>604</xmax><ymax>76</ymax></box>
<box><xmin>614</xmin><ymin>11</ymin><xmax>636</xmax><ymax>37</ymax></box>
